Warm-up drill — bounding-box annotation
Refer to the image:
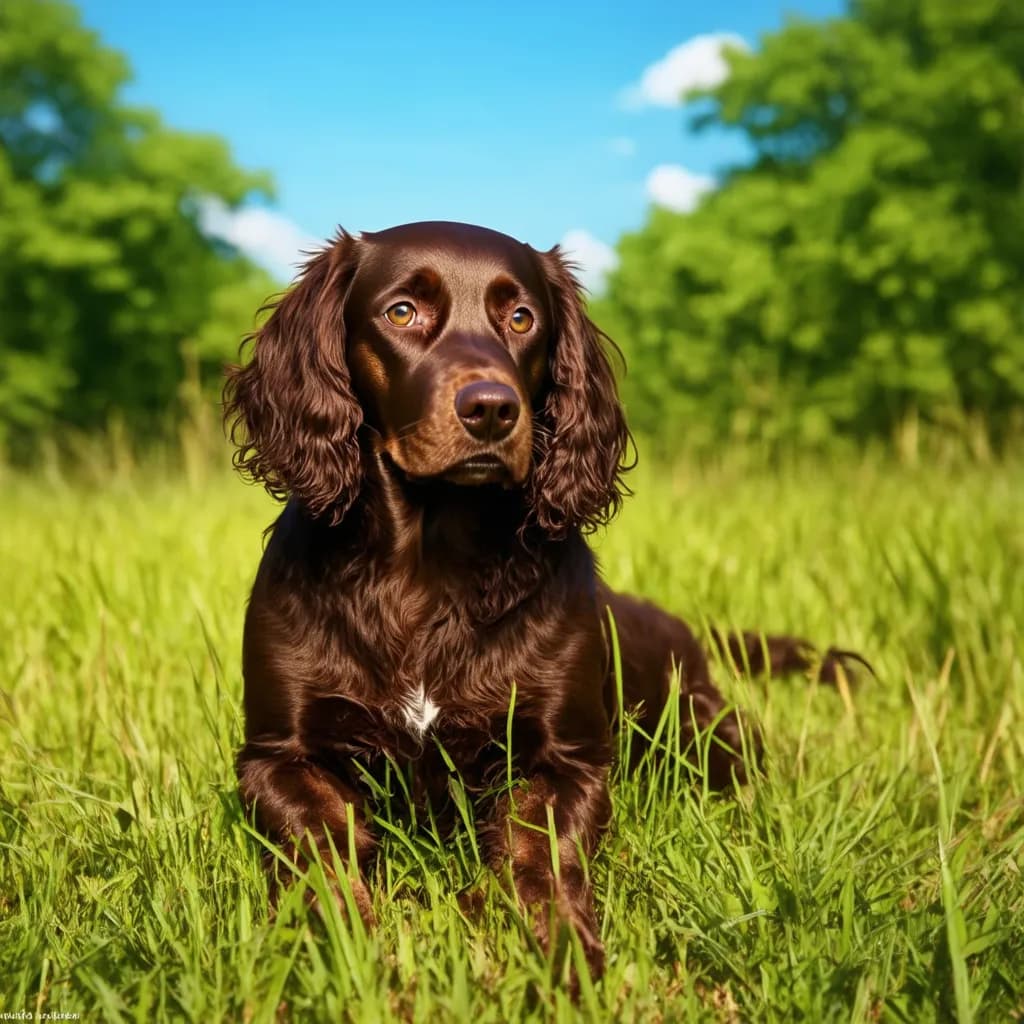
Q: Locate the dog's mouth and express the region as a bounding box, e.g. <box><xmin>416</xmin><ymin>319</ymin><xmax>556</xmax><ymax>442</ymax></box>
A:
<box><xmin>441</xmin><ymin>454</ymin><xmax>513</xmax><ymax>486</ymax></box>
<box><xmin>382</xmin><ymin>439</ymin><xmax>529</xmax><ymax>489</ymax></box>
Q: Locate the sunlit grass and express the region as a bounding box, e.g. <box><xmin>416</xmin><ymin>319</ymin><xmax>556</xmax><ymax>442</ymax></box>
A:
<box><xmin>1</xmin><ymin>448</ymin><xmax>1021</xmax><ymax>1021</ymax></box>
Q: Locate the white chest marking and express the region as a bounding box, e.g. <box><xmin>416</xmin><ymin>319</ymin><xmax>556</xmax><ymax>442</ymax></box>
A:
<box><xmin>401</xmin><ymin>685</ymin><xmax>440</xmax><ymax>736</ymax></box>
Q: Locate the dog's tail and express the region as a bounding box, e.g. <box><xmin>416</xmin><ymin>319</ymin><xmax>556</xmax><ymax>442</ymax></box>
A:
<box><xmin>708</xmin><ymin>629</ymin><xmax>873</xmax><ymax>684</ymax></box>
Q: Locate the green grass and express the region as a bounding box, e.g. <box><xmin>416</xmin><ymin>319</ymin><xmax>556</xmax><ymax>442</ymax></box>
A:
<box><xmin>2</xmin><ymin>450</ymin><xmax>1022</xmax><ymax>1021</ymax></box>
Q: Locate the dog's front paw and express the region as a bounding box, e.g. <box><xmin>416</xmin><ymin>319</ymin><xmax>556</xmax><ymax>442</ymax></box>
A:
<box><xmin>514</xmin><ymin>866</ymin><xmax>606</xmax><ymax>988</ymax></box>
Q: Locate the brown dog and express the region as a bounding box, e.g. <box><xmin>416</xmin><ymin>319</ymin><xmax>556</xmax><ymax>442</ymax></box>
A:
<box><xmin>225</xmin><ymin>220</ymin><xmax>855</xmax><ymax>976</ymax></box>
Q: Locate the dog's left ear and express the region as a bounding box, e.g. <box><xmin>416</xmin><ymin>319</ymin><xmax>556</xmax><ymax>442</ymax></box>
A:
<box><xmin>528</xmin><ymin>246</ymin><xmax>632</xmax><ymax>538</ymax></box>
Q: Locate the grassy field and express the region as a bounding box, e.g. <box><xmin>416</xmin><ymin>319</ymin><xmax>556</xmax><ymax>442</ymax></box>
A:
<box><xmin>1</xmin><ymin>448</ymin><xmax>1022</xmax><ymax>1022</ymax></box>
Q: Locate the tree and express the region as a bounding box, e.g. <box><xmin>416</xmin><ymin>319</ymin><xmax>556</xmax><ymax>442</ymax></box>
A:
<box><xmin>0</xmin><ymin>0</ymin><xmax>276</xmax><ymax>454</ymax></box>
<box><xmin>592</xmin><ymin>0</ymin><xmax>1024</xmax><ymax>448</ymax></box>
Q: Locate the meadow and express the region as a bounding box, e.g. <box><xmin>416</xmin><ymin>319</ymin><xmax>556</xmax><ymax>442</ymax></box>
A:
<box><xmin>1</xmin><ymin>443</ymin><xmax>1022</xmax><ymax>1022</ymax></box>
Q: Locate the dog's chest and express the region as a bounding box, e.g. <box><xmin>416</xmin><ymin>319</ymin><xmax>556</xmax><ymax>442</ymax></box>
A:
<box><xmin>396</xmin><ymin>684</ymin><xmax>441</xmax><ymax>737</ymax></box>
<box><xmin>378</xmin><ymin>679</ymin><xmax>501</xmax><ymax>770</ymax></box>
<box><xmin>340</xmin><ymin>595</ymin><xmax>518</xmax><ymax>759</ymax></box>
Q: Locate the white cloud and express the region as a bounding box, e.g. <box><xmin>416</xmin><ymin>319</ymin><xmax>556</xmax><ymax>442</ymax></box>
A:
<box><xmin>645</xmin><ymin>164</ymin><xmax>716</xmax><ymax>213</ymax></box>
<box><xmin>198</xmin><ymin>197</ymin><xmax>321</xmax><ymax>280</ymax></box>
<box><xmin>608</xmin><ymin>136</ymin><xmax>636</xmax><ymax>157</ymax></box>
<box><xmin>559</xmin><ymin>229</ymin><xmax>619</xmax><ymax>294</ymax></box>
<box><xmin>620</xmin><ymin>32</ymin><xmax>748</xmax><ymax>109</ymax></box>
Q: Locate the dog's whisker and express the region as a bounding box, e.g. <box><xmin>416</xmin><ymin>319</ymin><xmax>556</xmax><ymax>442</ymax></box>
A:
<box><xmin>391</xmin><ymin>418</ymin><xmax>426</xmax><ymax>441</ymax></box>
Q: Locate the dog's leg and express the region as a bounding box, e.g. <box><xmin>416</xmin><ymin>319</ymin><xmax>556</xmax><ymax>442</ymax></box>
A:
<box><xmin>483</xmin><ymin>764</ymin><xmax>610</xmax><ymax>980</ymax></box>
<box><xmin>601</xmin><ymin>588</ymin><xmax>762</xmax><ymax>784</ymax></box>
<box><xmin>672</xmin><ymin>682</ymin><xmax>763</xmax><ymax>787</ymax></box>
<box><xmin>237</xmin><ymin>747</ymin><xmax>377</xmax><ymax>926</ymax></box>
<box><xmin>598</xmin><ymin>589</ymin><xmax>753</xmax><ymax>778</ymax></box>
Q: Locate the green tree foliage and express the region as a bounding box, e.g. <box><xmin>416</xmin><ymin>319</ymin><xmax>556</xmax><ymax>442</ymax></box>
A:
<box><xmin>593</xmin><ymin>0</ymin><xmax>1024</xmax><ymax>448</ymax></box>
<box><xmin>0</xmin><ymin>0</ymin><xmax>277</xmax><ymax>453</ymax></box>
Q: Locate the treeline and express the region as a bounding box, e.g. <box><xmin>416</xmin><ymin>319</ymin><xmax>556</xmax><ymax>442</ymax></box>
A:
<box><xmin>2</xmin><ymin>0</ymin><xmax>1023</xmax><ymax>460</ymax></box>
<box><xmin>592</xmin><ymin>0</ymin><xmax>1024</xmax><ymax>450</ymax></box>
<box><xmin>0</xmin><ymin>0</ymin><xmax>274</xmax><ymax>457</ymax></box>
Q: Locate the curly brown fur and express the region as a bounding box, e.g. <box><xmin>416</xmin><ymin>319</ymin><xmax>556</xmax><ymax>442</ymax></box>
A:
<box><xmin>224</xmin><ymin>231</ymin><xmax>363</xmax><ymax>522</ymax></box>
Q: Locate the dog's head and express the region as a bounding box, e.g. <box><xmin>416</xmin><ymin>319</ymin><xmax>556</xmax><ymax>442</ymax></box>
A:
<box><xmin>225</xmin><ymin>221</ymin><xmax>630</xmax><ymax>537</ymax></box>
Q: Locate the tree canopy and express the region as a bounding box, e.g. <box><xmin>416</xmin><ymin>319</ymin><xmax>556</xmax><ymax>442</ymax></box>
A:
<box><xmin>592</xmin><ymin>0</ymin><xmax>1024</xmax><ymax>448</ymax></box>
<box><xmin>0</xmin><ymin>0</ymin><xmax>276</xmax><ymax>454</ymax></box>
<box><xmin>4</xmin><ymin>0</ymin><xmax>1022</xmax><ymax>457</ymax></box>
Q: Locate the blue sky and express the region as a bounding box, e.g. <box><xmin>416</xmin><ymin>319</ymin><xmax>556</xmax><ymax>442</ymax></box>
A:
<box><xmin>80</xmin><ymin>0</ymin><xmax>843</xmax><ymax>286</ymax></box>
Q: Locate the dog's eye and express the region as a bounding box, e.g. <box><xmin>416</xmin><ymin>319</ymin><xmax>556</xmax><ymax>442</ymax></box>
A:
<box><xmin>509</xmin><ymin>308</ymin><xmax>534</xmax><ymax>334</ymax></box>
<box><xmin>385</xmin><ymin>302</ymin><xmax>417</xmax><ymax>327</ymax></box>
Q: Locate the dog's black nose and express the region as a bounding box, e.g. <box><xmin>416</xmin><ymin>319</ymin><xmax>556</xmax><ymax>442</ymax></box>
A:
<box><xmin>455</xmin><ymin>381</ymin><xmax>520</xmax><ymax>442</ymax></box>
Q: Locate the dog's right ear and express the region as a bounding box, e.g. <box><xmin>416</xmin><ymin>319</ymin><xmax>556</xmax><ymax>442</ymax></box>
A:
<box><xmin>224</xmin><ymin>230</ymin><xmax>363</xmax><ymax>522</ymax></box>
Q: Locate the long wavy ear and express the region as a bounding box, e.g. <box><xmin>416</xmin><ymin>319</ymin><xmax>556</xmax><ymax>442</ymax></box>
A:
<box><xmin>528</xmin><ymin>246</ymin><xmax>633</xmax><ymax>538</ymax></box>
<box><xmin>224</xmin><ymin>230</ymin><xmax>362</xmax><ymax>523</ymax></box>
